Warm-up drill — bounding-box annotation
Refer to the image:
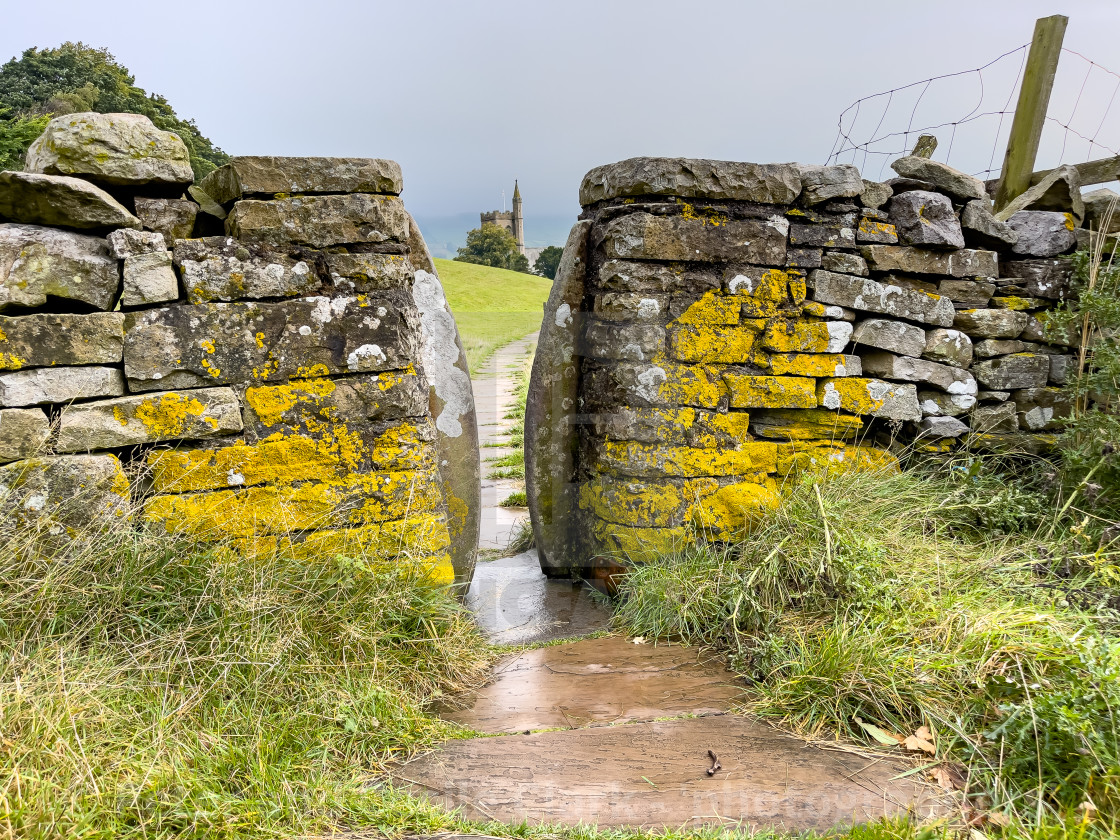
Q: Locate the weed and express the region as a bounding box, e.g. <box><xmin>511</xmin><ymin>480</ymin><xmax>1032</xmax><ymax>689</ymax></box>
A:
<box><xmin>500</xmin><ymin>490</ymin><xmax>529</xmax><ymax>507</ymax></box>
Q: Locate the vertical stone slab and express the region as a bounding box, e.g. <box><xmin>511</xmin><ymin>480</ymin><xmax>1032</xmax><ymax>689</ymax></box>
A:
<box><xmin>525</xmin><ymin>220</ymin><xmax>591</xmax><ymax>577</ymax></box>
<box><xmin>405</xmin><ymin>213</ymin><xmax>480</xmax><ymax>591</ymax></box>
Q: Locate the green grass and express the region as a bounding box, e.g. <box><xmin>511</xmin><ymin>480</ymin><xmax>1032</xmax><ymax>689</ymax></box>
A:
<box><xmin>434</xmin><ymin>258</ymin><xmax>552</xmax><ymax>373</ymax></box>
<box><xmin>499</xmin><ymin>490</ymin><xmax>528</xmax><ymax>507</ymax></box>
<box><xmin>0</xmin><ymin>514</ymin><xmax>492</xmax><ymax>839</ymax></box>
<box><xmin>613</xmin><ymin>461</ymin><xmax>1120</xmax><ymax>835</ymax></box>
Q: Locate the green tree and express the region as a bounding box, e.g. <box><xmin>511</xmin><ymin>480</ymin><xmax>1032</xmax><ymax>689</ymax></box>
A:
<box><xmin>455</xmin><ymin>224</ymin><xmax>531</xmax><ymax>273</ymax></box>
<box><xmin>0</xmin><ymin>108</ymin><xmax>50</xmax><ymax>170</ymax></box>
<box><xmin>532</xmin><ymin>245</ymin><xmax>563</xmax><ymax>280</ymax></box>
<box><xmin>0</xmin><ymin>42</ymin><xmax>228</xmax><ymax>180</ymax></box>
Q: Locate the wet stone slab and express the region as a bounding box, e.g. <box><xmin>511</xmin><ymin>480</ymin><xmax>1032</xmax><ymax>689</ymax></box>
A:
<box><xmin>394</xmin><ymin>715</ymin><xmax>946</xmax><ymax>833</ymax></box>
<box><xmin>444</xmin><ymin>635</ymin><xmax>743</xmax><ymax>733</ymax></box>
<box><xmin>465</xmin><ymin>551</ymin><xmax>611</xmax><ymax>646</ymax></box>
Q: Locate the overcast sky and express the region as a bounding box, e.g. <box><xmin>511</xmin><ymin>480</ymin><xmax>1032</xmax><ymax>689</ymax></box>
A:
<box><xmin>3</xmin><ymin>0</ymin><xmax>1118</xmax><ymax>221</ymax></box>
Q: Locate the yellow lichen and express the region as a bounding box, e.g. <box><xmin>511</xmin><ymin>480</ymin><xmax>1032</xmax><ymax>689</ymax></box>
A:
<box><xmin>692</xmin><ymin>482</ymin><xmax>781</xmax><ymax>539</ymax></box>
<box><xmin>776</xmin><ymin>442</ymin><xmax>899</xmax><ymax>478</ymax></box>
<box><xmin>668</xmin><ymin>324</ymin><xmax>762</xmax><ymax>364</ymax></box>
<box><xmin>768</xmin><ymin>353</ymin><xmax>856</xmax><ymax>377</ymax></box>
<box><xmin>245</xmin><ymin>378</ymin><xmax>338</xmax><ymax>427</ymax></box>
<box><xmin>596</xmin><ymin>439</ymin><xmax>778</xmax><ymax>478</ymax></box>
<box><xmin>723</xmin><ymin>374</ymin><xmax>818</xmax><ymax>409</ymax></box>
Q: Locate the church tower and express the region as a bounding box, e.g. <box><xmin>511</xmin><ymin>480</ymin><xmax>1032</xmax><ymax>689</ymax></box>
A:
<box><xmin>511</xmin><ymin>180</ymin><xmax>525</xmax><ymax>255</ymax></box>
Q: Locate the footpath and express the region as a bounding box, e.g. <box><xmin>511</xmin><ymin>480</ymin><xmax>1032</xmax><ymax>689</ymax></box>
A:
<box><xmin>391</xmin><ymin>335</ymin><xmax>947</xmax><ymax>833</ymax></box>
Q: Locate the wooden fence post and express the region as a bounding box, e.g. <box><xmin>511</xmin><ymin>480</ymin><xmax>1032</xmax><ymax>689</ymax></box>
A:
<box><xmin>993</xmin><ymin>15</ymin><xmax>1069</xmax><ymax>212</ymax></box>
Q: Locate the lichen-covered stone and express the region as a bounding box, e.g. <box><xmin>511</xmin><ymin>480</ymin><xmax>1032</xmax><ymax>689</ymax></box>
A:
<box><xmin>1007</xmin><ymin>211</ymin><xmax>1077</xmax><ymax>257</ymax></box>
<box><xmin>790</xmin><ymin>224</ymin><xmax>855</xmax><ymax>248</ymax></box>
<box><xmin>972</xmin><ymin>353</ymin><xmax>1050</xmax><ymax>390</ymax></box>
<box><xmin>960</xmin><ymin>200</ymin><xmax>1018</xmax><ymax>249</ymax></box>
<box><xmin>971</xmin><ymin>402</ymin><xmax>1018</xmax><ymax>434</ymax></box>
<box><xmin>810</xmin><ymin>270</ymin><xmax>955</xmax><ymax>326</ymax></box>
<box><xmin>693</xmin><ymin>481</ymin><xmax>781</xmax><ymax>539</ymax></box>
<box><xmin>1083</xmin><ymin>188</ymin><xmax>1120</xmax><ymax>235</ymax></box>
<box><xmin>0</xmin><ymin>224</ymin><xmax>120</xmax><ymax>312</ymax></box>
<box><xmin>724</xmin><ymin>374</ymin><xmax>817</xmax><ymax>409</ymax></box>
<box><xmin>777</xmin><ymin>441</ymin><xmax>900</xmax><ymax>478</ymax></box>
<box><xmin>859</xmin><ymin>351</ymin><xmax>977</xmax><ymax>394</ymax></box>
<box><xmin>145</xmin><ymin>468</ymin><xmax>443</xmax><ymax>538</ymax></box>
<box><xmin>922</xmin><ymin>328</ymin><xmax>973</xmax><ymax>369</ymax></box>
<box><xmin>998</xmin><ymin>259</ymin><xmax>1072</xmax><ymax>300</ymax></box>
<box><xmin>768</xmin><ymin>353</ymin><xmax>861</xmax><ymax>377</ymax></box>
<box><xmin>888</xmin><ymin>190</ymin><xmax>964</xmax><ymax>248</ymax></box>
<box><xmin>226</xmin><ymin>194</ymin><xmax>409</xmax><ymax>248</ymax></box>
<box><xmin>856</xmin><ymin>217</ymin><xmax>899</xmax><ymax>245</ymax></box>
<box><xmin>668</xmin><ymin>323</ymin><xmax>761</xmax><ymax>365</ymax></box>
<box><xmin>821</xmin><ymin>252</ymin><xmax>868</xmax><ymax>276</ymax></box>
<box><xmin>889</xmin><ymin>156</ymin><xmax>987</xmax><ymax>200</ymax></box>
<box><xmin>0</xmin><ymin>312</ymin><xmax>124</xmax><ymax>370</ymax></box>
<box><xmin>588</xmin><ymin>518</ymin><xmax>688</xmax><ymax>563</ymax></box>
<box><xmin>123</xmin><ymin>293</ymin><xmax>418</xmax><ymax>391</ymax></box>
<box><xmin>147</xmin><ymin>421</ymin><xmax>437</xmax><ymax>494</ymax></box>
<box><xmin>57</xmin><ymin>387</ymin><xmax>243</xmax><ymax>452</ymax></box>
<box><xmin>786</xmin><ymin>247</ymin><xmax>823</xmax><ymax>269</ymax></box>
<box><xmin>585</xmin><ymin>321</ymin><xmax>666</xmax><ymax>361</ymax></box>
<box><xmin>973</xmin><ymin>339</ymin><xmax>1026</xmax><ymax>358</ymax></box>
<box><xmin>593</xmin><ymin>292</ymin><xmax>669</xmax><ymax>322</ymax></box>
<box><xmin>750</xmin><ymin>408</ymin><xmax>863</xmax><ymax>440</ymax></box>
<box><xmin>952</xmin><ymin>308</ymin><xmax>1029</xmax><ymax>339</ymax></box>
<box><xmin>24</xmin><ymin>112</ymin><xmax>193</xmax><ymax>187</ymax></box>
<box><xmin>0</xmin><ymin>171</ymin><xmax>140</xmax><ymax>231</ymax></box>
<box><xmin>578</xmin><ymin>158</ymin><xmax>801</xmax><ymax>206</ymax></box>
<box><xmin>591</xmin><ymin>406</ymin><xmax>751</xmax><ymax>448</ymax></box>
<box><xmin>918</xmin><ymin>415</ymin><xmax>969</xmax><ymax>438</ymax></box>
<box><xmin>242</xmin><ymin>369</ymin><xmax>428</xmax><ymax>440</ymax></box>
<box><xmin>134</xmin><ymin>198</ymin><xmax>198</xmax><ymax>242</ymax></box>
<box><xmin>200</xmin><ymin>156</ymin><xmax>404</xmax><ymax>204</ymax></box>
<box><xmin>1013</xmin><ymin>387</ymin><xmax>1073</xmax><ymax>431</ymax></box>
<box><xmin>937</xmin><ymin>278</ymin><xmax>995</xmax><ymax>307</ymax></box>
<box><xmin>598</xmin><ymin>212</ymin><xmax>787</xmax><ymax>264</ymax></box>
<box><xmin>106</xmin><ymin>228</ymin><xmax>166</xmax><ymax>259</ymax></box>
<box><xmin>1049</xmin><ymin>354</ymin><xmax>1073</xmax><ymax>385</ymax></box>
<box><xmin>725</xmin><ymin>267</ymin><xmax>804</xmax><ymax>317</ymax></box>
<box><xmin>861</xmin><ymin>180</ymin><xmax>894</xmax><ymax>209</ymax></box>
<box><xmin>583</xmin><ymin>360</ymin><xmax>727</xmax><ymax>409</ymax></box>
<box><xmin>596</xmin><ymin>259</ymin><xmax>719</xmax><ymax>294</ymax></box>
<box><xmin>525</xmin><ymin>221</ymin><xmax>591</xmax><ymax>577</ymax></box>
<box><xmin>918</xmin><ymin>390</ymin><xmax>976</xmax><ymax>417</ymax></box>
<box><xmin>861</xmin><ymin>245</ymin><xmax>997</xmax><ymax>278</ymax></box>
<box><xmin>851</xmin><ymin>318</ymin><xmax>927</xmax><ymax>357</ymax></box>
<box><xmin>593</xmin><ymin>438</ymin><xmax>778</xmax><ymax>478</ymax></box>
<box><xmin>579</xmin><ymin>475</ymin><xmax>719</xmax><ymax>528</ymax></box>
<box><xmin>122</xmin><ymin>251</ymin><xmax>178</xmax><ymax>306</ymax></box>
<box><xmin>802</xmin><ymin>301</ymin><xmax>855</xmax><ymax>321</ymax></box>
<box><xmin>995</xmin><ymin>165</ymin><xmax>1084</xmax><ymax>225</ymax></box>
<box><xmin>817</xmin><ymin>377</ymin><xmax>920</xmax><ymax>420</ymax></box>
<box><xmin>0</xmin><ymin>408</ymin><xmax>50</xmax><ymax>464</ymax></box>
<box><xmin>0</xmin><ymin>366</ymin><xmax>124</xmax><ymax>407</ymax></box>
<box><xmin>0</xmin><ymin>454</ymin><xmax>131</xmax><ymax>536</ymax></box>
<box><xmin>794</xmin><ymin>164</ymin><xmax>862</xmax><ymax>204</ymax></box>
<box><xmin>761</xmin><ymin>319</ymin><xmax>852</xmax><ymax>353</ymax></box>
<box><xmin>174</xmin><ymin>237</ymin><xmax>317</xmax><ymax>302</ymax></box>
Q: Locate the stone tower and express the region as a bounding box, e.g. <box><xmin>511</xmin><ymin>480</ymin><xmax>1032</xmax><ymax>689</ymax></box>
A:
<box><xmin>512</xmin><ymin>180</ymin><xmax>525</xmax><ymax>255</ymax></box>
<box><xmin>479</xmin><ymin>181</ymin><xmax>526</xmax><ymax>255</ymax></box>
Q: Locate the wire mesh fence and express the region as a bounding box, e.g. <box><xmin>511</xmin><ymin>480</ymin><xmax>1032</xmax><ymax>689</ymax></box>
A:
<box><xmin>826</xmin><ymin>43</ymin><xmax>1120</xmax><ymax>183</ymax></box>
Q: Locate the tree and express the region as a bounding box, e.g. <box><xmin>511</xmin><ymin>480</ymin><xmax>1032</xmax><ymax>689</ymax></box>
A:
<box><xmin>0</xmin><ymin>43</ymin><xmax>228</xmax><ymax>180</ymax></box>
<box><xmin>454</xmin><ymin>224</ymin><xmax>531</xmax><ymax>273</ymax></box>
<box><xmin>532</xmin><ymin>245</ymin><xmax>564</xmax><ymax>280</ymax></box>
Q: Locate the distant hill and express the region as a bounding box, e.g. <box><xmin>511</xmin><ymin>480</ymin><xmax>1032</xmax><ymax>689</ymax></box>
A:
<box><xmin>416</xmin><ymin>213</ymin><xmax>576</xmax><ymax>259</ymax></box>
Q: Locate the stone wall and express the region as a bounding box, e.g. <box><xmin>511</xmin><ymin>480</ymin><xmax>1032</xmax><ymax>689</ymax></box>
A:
<box><xmin>0</xmin><ymin>113</ymin><xmax>479</xmax><ymax>587</ymax></box>
<box><xmin>527</xmin><ymin>156</ymin><xmax>1086</xmax><ymax>580</ymax></box>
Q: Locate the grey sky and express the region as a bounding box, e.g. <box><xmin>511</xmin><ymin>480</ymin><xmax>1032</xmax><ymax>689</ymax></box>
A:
<box><xmin>3</xmin><ymin>0</ymin><xmax>1118</xmax><ymax>222</ymax></box>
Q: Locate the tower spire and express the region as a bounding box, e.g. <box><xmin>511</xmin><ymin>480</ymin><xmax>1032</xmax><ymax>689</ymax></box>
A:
<box><xmin>511</xmin><ymin>179</ymin><xmax>525</xmax><ymax>255</ymax></box>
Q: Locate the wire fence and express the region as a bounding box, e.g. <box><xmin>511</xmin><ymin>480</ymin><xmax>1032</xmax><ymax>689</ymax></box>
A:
<box><xmin>826</xmin><ymin>42</ymin><xmax>1120</xmax><ymax>184</ymax></box>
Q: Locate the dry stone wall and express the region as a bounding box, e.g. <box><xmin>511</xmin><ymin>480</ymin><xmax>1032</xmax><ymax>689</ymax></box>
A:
<box><xmin>527</xmin><ymin>156</ymin><xmax>1085</xmax><ymax>581</ymax></box>
<box><xmin>0</xmin><ymin>112</ymin><xmax>479</xmax><ymax>587</ymax></box>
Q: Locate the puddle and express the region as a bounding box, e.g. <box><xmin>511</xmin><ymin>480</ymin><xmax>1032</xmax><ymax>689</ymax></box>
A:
<box><xmin>465</xmin><ymin>550</ymin><xmax>612</xmax><ymax>645</ymax></box>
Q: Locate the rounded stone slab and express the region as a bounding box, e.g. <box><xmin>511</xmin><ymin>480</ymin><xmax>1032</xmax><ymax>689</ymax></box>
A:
<box><xmin>0</xmin><ymin>171</ymin><xmax>140</xmax><ymax>231</ymax></box>
<box><xmin>579</xmin><ymin>157</ymin><xmax>802</xmax><ymax>207</ymax></box>
<box><xmin>890</xmin><ymin>155</ymin><xmax>987</xmax><ymax>201</ymax></box>
<box><xmin>24</xmin><ymin>112</ymin><xmax>193</xmax><ymax>187</ymax></box>
<box><xmin>405</xmin><ymin>212</ymin><xmax>480</xmax><ymax>590</ymax></box>
<box><xmin>199</xmin><ymin>156</ymin><xmax>403</xmax><ymax>205</ymax></box>
<box><xmin>0</xmin><ymin>454</ymin><xmax>131</xmax><ymax>537</ymax></box>
<box><xmin>525</xmin><ymin>221</ymin><xmax>592</xmax><ymax>578</ymax></box>
<box><xmin>225</xmin><ymin>194</ymin><xmax>409</xmax><ymax>249</ymax></box>
<box><xmin>0</xmin><ymin>312</ymin><xmax>125</xmax><ymax>370</ymax></box>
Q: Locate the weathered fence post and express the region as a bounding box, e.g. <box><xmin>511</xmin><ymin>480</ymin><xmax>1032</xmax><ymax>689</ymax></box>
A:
<box><xmin>993</xmin><ymin>14</ymin><xmax>1068</xmax><ymax>212</ymax></box>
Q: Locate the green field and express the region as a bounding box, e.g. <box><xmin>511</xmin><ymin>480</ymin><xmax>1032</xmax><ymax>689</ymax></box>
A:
<box><xmin>434</xmin><ymin>258</ymin><xmax>552</xmax><ymax>372</ymax></box>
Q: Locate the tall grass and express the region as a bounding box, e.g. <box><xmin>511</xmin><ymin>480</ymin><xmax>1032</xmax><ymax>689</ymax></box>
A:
<box><xmin>0</xmin><ymin>507</ymin><xmax>491</xmax><ymax>839</ymax></box>
<box><xmin>614</xmin><ymin>464</ymin><xmax>1120</xmax><ymax>830</ymax></box>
